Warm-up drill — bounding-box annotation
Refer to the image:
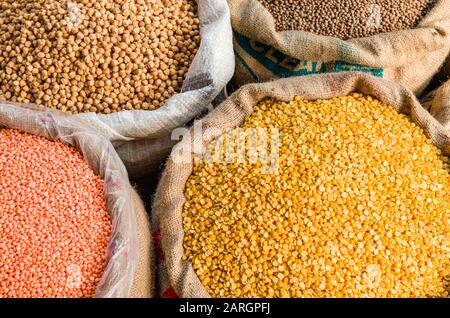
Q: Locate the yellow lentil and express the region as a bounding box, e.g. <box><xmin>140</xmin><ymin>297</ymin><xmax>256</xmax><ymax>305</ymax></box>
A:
<box><xmin>182</xmin><ymin>94</ymin><xmax>450</xmax><ymax>298</ymax></box>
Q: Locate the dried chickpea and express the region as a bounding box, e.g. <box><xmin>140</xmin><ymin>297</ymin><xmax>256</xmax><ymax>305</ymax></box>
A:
<box><xmin>0</xmin><ymin>0</ymin><xmax>200</xmax><ymax>114</ymax></box>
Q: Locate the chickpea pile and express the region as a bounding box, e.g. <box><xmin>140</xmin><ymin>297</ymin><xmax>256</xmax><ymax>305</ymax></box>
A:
<box><xmin>183</xmin><ymin>94</ymin><xmax>450</xmax><ymax>298</ymax></box>
<box><xmin>0</xmin><ymin>0</ymin><xmax>200</xmax><ymax>114</ymax></box>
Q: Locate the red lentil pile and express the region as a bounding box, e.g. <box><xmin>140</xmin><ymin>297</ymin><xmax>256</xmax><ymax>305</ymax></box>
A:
<box><xmin>0</xmin><ymin>129</ymin><xmax>112</xmax><ymax>298</ymax></box>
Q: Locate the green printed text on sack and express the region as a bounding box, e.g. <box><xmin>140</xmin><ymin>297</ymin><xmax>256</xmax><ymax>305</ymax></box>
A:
<box><xmin>234</xmin><ymin>32</ymin><xmax>384</xmax><ymax>79</ymax></box>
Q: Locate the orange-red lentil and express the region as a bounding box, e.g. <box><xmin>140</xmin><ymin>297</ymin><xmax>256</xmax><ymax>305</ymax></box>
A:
<box><xmin>0</xmin><ymin>129</ymin><xmax>111</xmax><ymax>298</ymax></box>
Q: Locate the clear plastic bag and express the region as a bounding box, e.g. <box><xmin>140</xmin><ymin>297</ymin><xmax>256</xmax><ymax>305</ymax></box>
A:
<box><xmin>0</xmin><ymin>101</ymin><xmax>151</xmax><ymax>298</ymax></box>
<box><xmin>0</xmin><ymin>0</ymin><xmax>234</xmax><ymax>178</ymax></box>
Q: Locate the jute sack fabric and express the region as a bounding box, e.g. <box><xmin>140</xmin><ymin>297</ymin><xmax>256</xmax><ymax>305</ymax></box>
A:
<box><xmin>422</xmin><ymin>79</ymin><xmax>450</xmax><ymax>131</ymax></box>
<box><xmin>0</xmin><ymin>0</ymin><xmax>234</xmax><ymax>178</ymax></box>
<box><xmin>152</xmin><ymin>72</ymin><xmax>450</xmax><ymax>298</ymax></box>
<box><xmin>444</xmin><ymin>55</ymin><xmax>450</xmax><ymax>78</ymax></box>
<box><xmin>432</xmin><ymin>54</ymin><xmax>450</xmax><ymax>86</ymax></box>
<box><xmin>0</xmin><ymin>102</ymin><xmax>153</xmax><ymax>298</ymax></box>
<box><xmin>229</xmin><ymin>0</ymin><xmax>450</xmax><ymax>96</ymax></box>
<box><xmin>129</xmin><ymin>190</ymin><xmax>154</xmax><ymax>298</ymax></box>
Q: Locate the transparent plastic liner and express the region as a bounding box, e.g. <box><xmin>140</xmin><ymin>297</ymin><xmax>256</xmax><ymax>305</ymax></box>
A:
<box><xmin>0</xmin><ymin>101</ymin><xmax>138</xmax><ymax>298</ymax></box>
<box><xmin>0</xmin><ymin>0</ymin><xmax>234</xmax><ymax>178</ymax></box>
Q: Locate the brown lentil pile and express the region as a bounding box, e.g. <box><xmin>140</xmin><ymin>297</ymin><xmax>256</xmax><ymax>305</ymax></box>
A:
<box><xmin>183</xmin><ymin>94</ymin><xmax>450</xmax><ymax>298</ymax></box>
<box><xmin>258</xmin><ymin>0</ymin><xmax>436</xmax><ymax>39</ymax></box>
<box><xmin>0</xmin><ymin>0</ymin><xmax>200</xmax><ymax>114</ymax></box>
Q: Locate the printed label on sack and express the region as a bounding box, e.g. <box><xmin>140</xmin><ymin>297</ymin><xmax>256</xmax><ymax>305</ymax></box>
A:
<box><xmin>234</xmin><ymin>32</ymin><xmax>384</xmax><ymax>81</ymax></box>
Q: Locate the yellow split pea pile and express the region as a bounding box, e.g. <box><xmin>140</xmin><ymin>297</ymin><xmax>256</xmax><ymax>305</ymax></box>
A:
<box><xmin>183</xmin><ymin>94</ymin><xmax>450</xmax><ymax>298</ymax></box>
<box><xmin>0</xmin><ymin>0</ymin><xmax>200</xmax><ymax>114</ymax></box>
<box><xmin>0</xmin><ymin>129</ymin><xmax>111</xmax><ymax>297</ymax></box>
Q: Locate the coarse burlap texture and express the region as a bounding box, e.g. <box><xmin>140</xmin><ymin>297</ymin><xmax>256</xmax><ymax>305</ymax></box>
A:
<box><xmin>0</xmin><ymin>0</ymin><xmax>234</xmax><ymax>178</ymax></box>
<box><xmin>152</xmin><ymin>72</ymin><xmax>450</xmax><ymax>298</ymax></box>
<box><xmin>0</xmin><ymin>102</ymin><xmax>153</xmax><ymax>298</ymax></box>
<box><xmin>422</xmin><ymin>79</ymin><xmax>450</xmax><ymax>131</ymax></box>
<box><xmin>432</xmin><ymin>54</ymin><xmax>450</xmax><ymax>85</ymax></box>
<box><xmin>229</xmin><ymin>0</ymin><xmax>450</xmax><ymax>96</ymax></box>
<box><xmin>444</xmin><ymin>55</ymin><xmax>450</xmax><ymax>78</ymax></box>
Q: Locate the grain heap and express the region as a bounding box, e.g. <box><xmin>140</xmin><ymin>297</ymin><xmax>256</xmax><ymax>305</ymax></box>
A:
<box><xmin>0</xmin><ymin>0</ymin><xmax>200</xmax><ymax>114</ymax></box>
<box><xmin>0</xmin><ymin>129</ymin><xmax>111</xmax><ymax>298</ymax></box>
<box><xmin>182</xmin><ymin>94</ymin><xmax>450</xmax><ymax>298</ymax></box>
<box><xmin>258</xmin><ymin>0</ymin><xmax>436</xmax><ymax>39</ymax></box>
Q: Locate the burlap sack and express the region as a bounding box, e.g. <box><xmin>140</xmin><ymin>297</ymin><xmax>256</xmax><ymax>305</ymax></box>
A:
<box><xmin>129</xmin><ymin>190</ymin><xmax>153</xmax><ymax>298</ymax></box>
<box><xmin>422</xmin><ymin>79</ymin><xmax>450</xmax><ymax>132</ymax></box>
<box><xmin>152</xmin><ymin>72</ymin><xmax>450</xmax><ymax>298</ymax></box>
<box><xmin>444</xmin><ymin>55</ymin><xmax>450</xmax><ymax>78</ymax></box>
<box><xmin>0</xmin><ymin>0</ymin><xmax>234</xmax><ymax>178</ymax></box>
<box><xmin>0</xmin><ymin>102</ymin><xmax>153</xmax><ymax>298</ymax></box>
<box><xmin>432</xmin><ymin>54</ymin><xmax>450</xmax><ymax>86</ymax></box>
<box><xmin>229</xmin><ymin>0</ymin><xmax>450</xmax><ymax>96</ymax></box>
